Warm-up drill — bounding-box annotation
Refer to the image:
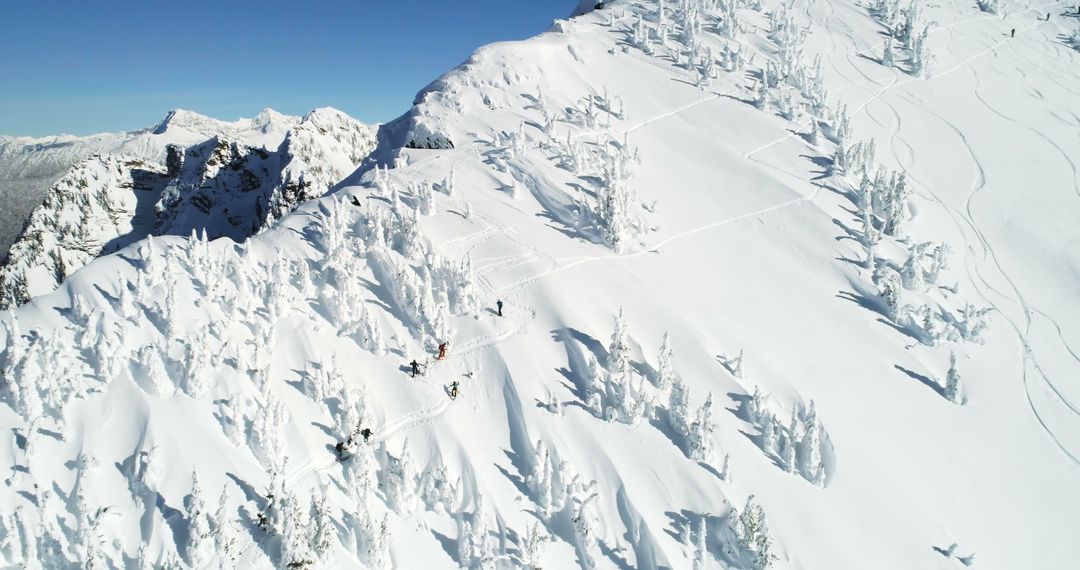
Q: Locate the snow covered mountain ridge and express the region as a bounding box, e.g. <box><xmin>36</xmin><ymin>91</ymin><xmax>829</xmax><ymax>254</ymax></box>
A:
<box><xmin>0</xmin><ymin>107</ymin><xmax>376</xmax><ymax>308</ymax></box>
<box><xmin>1</xmin><ymin>1</ymin><xmax>1079</xmax><ymax>569</ymax></box>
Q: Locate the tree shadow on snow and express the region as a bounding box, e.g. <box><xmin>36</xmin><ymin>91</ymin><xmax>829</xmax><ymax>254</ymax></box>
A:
<box><xmin>550</xmin><ymin>327</ymin><xmax>607</xmax><ymax>405</ymax></box>
<box><xmin>799</xmin><ymin>154</ymin><xmax>834</xmax><ymax>180</ymax></box>
<box><xmin>831</xmin><ymin>217</ymin><xmax>863</xmax><ymax>244</ymax></box>
<box><xmin>431</xmin><ymin>529</ymin><xmax>462</xmax><ymax>565</ymax></box>
<box><xmin>837</xmin><ymin>289</ymin><xmax>923</xmax><ymax>342</ymax></box>
<box><xmin>894</xmin><ymin>365</ymin><xmax>944</xmax><ymax>397</ymax></box>
<box><xmin>664</xmin><ymin>509</ymin><xmax>731</xmax><ymax>565</ymax></box>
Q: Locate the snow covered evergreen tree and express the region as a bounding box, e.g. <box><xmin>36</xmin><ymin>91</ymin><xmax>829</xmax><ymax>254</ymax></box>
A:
<box><xmin>656</xmin><ymin>331</ymin><xmax>675</xmax><ymax>390</ymax></box>
<box><xmin>945</xmin><ymin>351</ymin><xmax>963</xmax><ymax>404</ymax></box>
<box><xmin>727</xmin><ymin>495</ymin><xmax>776</xmax><ymax>569</ymax></box>
<box><xmin>184</xmin><ymin>469</ymin><xmax>213</xmax><ymax>567</ymax></box>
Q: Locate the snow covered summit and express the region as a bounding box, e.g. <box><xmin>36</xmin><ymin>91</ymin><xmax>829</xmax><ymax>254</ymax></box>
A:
<box><xmin>1</xmin><ymin>1</ymin><xmax>1079</xmax><ymax>569</ymax></box>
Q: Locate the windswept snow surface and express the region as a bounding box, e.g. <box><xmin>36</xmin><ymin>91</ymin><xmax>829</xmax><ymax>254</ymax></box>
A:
<box><xmin>2</xmin><ymin>1</ymin><xmax>1080</xmax><ymax>568</ymax></box>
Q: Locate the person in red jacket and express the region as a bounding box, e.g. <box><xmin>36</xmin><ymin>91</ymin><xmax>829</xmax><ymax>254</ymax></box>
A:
<box><xmin>437</xmin><ymin>342</ymin><xmax>448</xmax><ymax>360</ymax></box>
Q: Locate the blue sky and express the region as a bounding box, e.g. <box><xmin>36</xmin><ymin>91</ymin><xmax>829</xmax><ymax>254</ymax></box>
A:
<box><xmin>0</xmin><ymin>1</ymin><xmax>572</xmax><ymax>137</ymax></box>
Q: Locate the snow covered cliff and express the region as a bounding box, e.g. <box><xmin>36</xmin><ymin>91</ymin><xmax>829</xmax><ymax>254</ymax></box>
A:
<box><xmin>1</xmin><ymin>1</ymin><xmax>1079</xmax><ymax>568</ymax></box>
<box><xmin>0</xmin><ymin>108</ymin><xmax>304</xmax><ymax>260</ymax></box>
<box><xmin>0</xmin><ymin>108</ymin><xmax>376</xmax><ymax>308</ymax></box>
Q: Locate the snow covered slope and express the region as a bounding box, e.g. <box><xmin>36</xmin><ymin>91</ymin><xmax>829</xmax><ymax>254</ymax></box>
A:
<box><xmin>0</xmin><ymin>108</ymin><xmax>376</xmax><ymax>308</ymax></box>
<box><xmin>1</xmin><ymin>1</ymin><xmax>1079</xmax><ymax>569</ymax></box>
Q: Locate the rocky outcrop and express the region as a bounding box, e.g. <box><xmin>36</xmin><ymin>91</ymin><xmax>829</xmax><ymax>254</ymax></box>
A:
<box><xmin>0</xmin><ymin>108</ymin><xmax>376</xmax><ymax>309</ymax></box>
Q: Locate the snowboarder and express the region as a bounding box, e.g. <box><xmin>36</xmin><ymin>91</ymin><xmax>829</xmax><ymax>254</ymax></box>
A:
<box><xmin>437</xmin><ymin>342</ymin><xmax>448</xmax><ymax>361</ymax></box>
<box><xmin>496</xmin><ymin>299</ymin><xmax>504</xmax><ymax>317</ymax></box>
<box><xmin>449</xmin><ymin>381</ymin><xmax>460</xmax><ymax>400</ymax></box>
<box><xmin>360</xmin><ymin>428</ymin><xmax>373</xmax><ymax>443</ymax></box>
<box><xmin>350</xmin><ymin>195</ymin><xmax>363</xmax><ymax>207</ymax></box>
<box><xmin>410</xmin><ymin>359</ymin><xmax>421</xmax><ymax>377</ymax></box>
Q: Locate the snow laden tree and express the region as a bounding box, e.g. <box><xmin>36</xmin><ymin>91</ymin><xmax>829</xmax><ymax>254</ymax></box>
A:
<box><xmin>725</xmin><ymin>496</ymin><xmax>776</xmax><ymax>570</ymax></box>
<box><xmin>524</xmin><ymin>441</ymin><xmax>601</xmax><ymax>565</ymax></box>
<box><xmin>688</xmin><ymin>394</ymin><xmax>717</xmax><ymax>462</ymax></box>
<box><xmin>668</xmin><ymin>376</ymin><xmax>692</xmax><ymax>449</ymax></box>
<box><xmin>668</xmin><ymin>378</ymin><xmax>717</xmax><ymax>461</ymax></box>
<box><xmin>909</xmin><ymin>26</ymin><xmax>932</xmax><ymax>77</ymax></box>
<box><xmin>600</xmin><ymin>309</ymin><xmax>652</xmax><ymax>424</ymax></box>
<box><xmin>519</xmin><ymin>523</ymin><xmax>551</xmax><ymax>569</ymax></box>
<box><xmin>595</xmin><ymin>145</ymin><xmax>644</xmax><ymax>252</ymax></box>
<box><xmin>184</xmin><ymin>469</ymin><xmax>213</xmax><ymax>567</ymax></box>
<box><xmin>383</xmin><ymin>441</ymin><xmax>420</xmax><ymax>514</ymax></box>
<box><xmin>250</xmin><ymin>396</ymin><xmax>288</xmax><ymax>469</ymax></box>
<box><xmin>656</xmin><ymin>331</ymin><xmax>676</xmax><ymax>390</ymax></box>
<box><xmin>881</xmin><ymin>36</ymin><xmax>895</xmax><ymax>67</ymax></box>
<box><xmin>457</xmin><ymin>497</ymin><xmax>498</xmax><ymax>569</ymax></box>
<box><xmin>280</xmin><ymin>494</ymin><xmax>316</xmax><ymax>569</ymax></box>
<box><xmin>745</xmin><ymin>387</ymin><xmax>828</xmax><ymax>485</ymax></box>
<box><xmin>944</xmin><ymin>351</ymin><xmax>963</xmax><ymax>404</ymax></box>
<box><xmin>215</xmin><ymin>486</ymin><xmax>240</xmax><ymax>566</ymax></box>
<box><xmin>691</xmin><ymin>515</ymin><xmax>708</xmax><ymax>570</ymax></box>
<box><xmin>419</xmin><ymin>455</ymin><xmax>461</xmax><ymax>515</ymax></box>
<box><xmin>309</xmin><ymin>496</ymin><xmax>336</xmax><ymax>563</ymax></box>
<box><xmin>797</xmin><ymin>402</ymin><xmax>826</xmax><ymax>485</ymax></box>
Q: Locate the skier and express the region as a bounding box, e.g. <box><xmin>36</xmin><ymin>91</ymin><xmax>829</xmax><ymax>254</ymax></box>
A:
<box><xmin>1010</xmin><ymin>28</ymin><xmax>1015</xmax><ymax>38</ymax></box>
<box><xmin>360</xmin><ymin>428</ymin><xmax>373</xmax><ymax>443</ymax></box>
<box><xmin>449</xmin><ymin>381</ymin><xmax>460</xmax><ymax>400</ymax></box>
<box><xmin>496</xmin><ymin>299</ymin><xmax>504</xmax><ymax>317</ymax></box>
<box><xmin>437</xmin><ymin>342</ymin><xmax>448</xmax><ymax>361</ymax></box>
<box><xmin>410</xmin><ymin>359</ymin><xmax>421</xmax><ymax>377</ymax></box>
<box><xmin>350</xmin><ymin>195</ymin><xmax>363</xmax><ymax>207</ymax></box>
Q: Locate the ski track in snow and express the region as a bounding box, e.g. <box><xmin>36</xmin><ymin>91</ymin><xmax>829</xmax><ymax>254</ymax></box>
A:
<box><xmin>887</xmin><ymin>76</ymin><xmax>1080</xmax><ymax>467</ymax></box>
<box><xmin>745</xmin><ymin>0</ymin><xmax>1080</xmax><ymax>468</ymax></box>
